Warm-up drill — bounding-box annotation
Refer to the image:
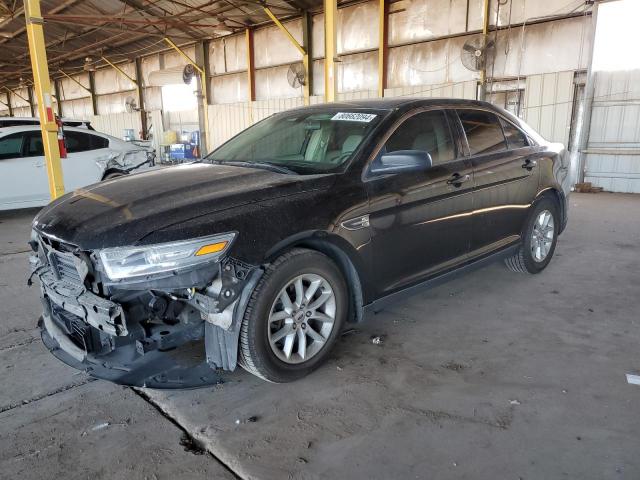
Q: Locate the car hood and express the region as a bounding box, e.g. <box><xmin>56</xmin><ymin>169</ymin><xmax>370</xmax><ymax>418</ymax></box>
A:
<box><xmin>33</xmin><ymin>163</ymin><xmax>336</xmax><ymax>250</ymax></box>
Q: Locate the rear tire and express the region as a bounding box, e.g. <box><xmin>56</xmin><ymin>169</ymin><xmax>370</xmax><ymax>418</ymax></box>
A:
<box><xmin>505</xmin><ymin>197</ymin><xmax>559</xmax><ymax>274</ymax></box>
<box><xmin>239</xmin><ymin>248</ymin><xmax>347</xmax><ymax>383</ymax></box>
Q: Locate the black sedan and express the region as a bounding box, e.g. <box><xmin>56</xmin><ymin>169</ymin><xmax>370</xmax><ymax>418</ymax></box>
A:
<box><xmin>30</xmin><ymin>98</ymin><xmax>570</xmax><ymax>386</ymax></box>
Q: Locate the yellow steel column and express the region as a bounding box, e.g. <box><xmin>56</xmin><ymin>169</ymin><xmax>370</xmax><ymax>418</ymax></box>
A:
<box><xmin>324</xmin><ymin>0</ymin><xmax>338</xmax><ymax>102</ymax></box>
<box><xmin>479</xmin><ymin>0</ymin><xmax>491</xmax><ymax>101</ymax></box>
<box><xmin>377</xmin><ymin>0</ymin><xmax>388</xmax><ymax>98</ymax></box>
<box><xmin>163</xmin><ymin>38</ymin><xmax>211</xmax><ymax>152</ymax></box>
<box><xmin>24</xmin><ymin>0</ymin><xmax>64</xmax><ymax>200</ymax></box>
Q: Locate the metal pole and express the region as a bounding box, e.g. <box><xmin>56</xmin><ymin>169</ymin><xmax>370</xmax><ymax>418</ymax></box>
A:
<box><xmin>245</xmin><ymin>28</ymin><xmax>256</xmax><ymax>103</ymax></box>
<box><xmin>24</xmin><ymin>0</ymin><xmax>64</xmax><ymax>200</ymax></box>
<box><xmin>27</xmin><ymin>86</ymin><xmax>36</xmax><ymax>117</ymax></box>
<box><xmin>479</xmin><ymin>0</ymin><xmax>491</xmax><ymax>101</ymax></box>
<box><xmin>302</xmin><ymin>11</ymin><xmax>313</xmax><ymax>105</ymax></box>
<box><xmin>378</xmin><ymin>0</ymin><xmax>388</xmax><ymax>98</ymax></box>
<box><xmin>53</xmin><ymin>79</ymin><xmax>63</xmax><ymax>117</ymax></box>
<box><xmin>324</xmin><ymin>0</ymin><xmax>338</xmax><ymax>102</ymax></box>
<box><xmin>88</xmin><ymin>70</ymin><xmax>98</xmax><ymax>116</ymax></box>
<box><xmin>134</xmin><ymin>57</ymin><xmax>148</xmax><ymax>140</ymax></box>
<box><xmin>575</xmin><ymin>2</ymin><xmax>600</xmax><ymax>185</ymax></box>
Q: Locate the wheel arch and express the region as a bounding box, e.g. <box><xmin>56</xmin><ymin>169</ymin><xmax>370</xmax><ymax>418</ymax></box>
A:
<box><xmin>264</xmin><ymin>231</ymin><xmax>368</xmax><ymax>323</ymax></box>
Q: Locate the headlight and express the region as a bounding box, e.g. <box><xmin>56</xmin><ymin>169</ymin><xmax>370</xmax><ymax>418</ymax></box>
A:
<box><xmin>98</xmin><ymin>232</ymin><xmax>236</xmax><ymax>281</ymax></box>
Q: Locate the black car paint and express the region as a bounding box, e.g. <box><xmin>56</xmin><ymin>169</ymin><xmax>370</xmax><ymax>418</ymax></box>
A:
<box><xmin>32</xmin><ymin>98</ymin><xmax>569</xmax><ymax>387</ymax></box>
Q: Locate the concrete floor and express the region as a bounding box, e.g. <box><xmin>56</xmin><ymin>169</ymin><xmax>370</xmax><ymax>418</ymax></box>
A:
<box><xmin>1</xmin><ymin>192</ymin><xmax>639</xmax><ymax>480</ymax></box>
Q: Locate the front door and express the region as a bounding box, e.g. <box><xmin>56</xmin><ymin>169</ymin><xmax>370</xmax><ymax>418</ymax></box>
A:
<box><xmin>0</xmin><ymin>131</ymin><xmax>48</xmax><ymax>210</ymax></box>
<box><xmin>366</xmin><ymin>109</ymin><xmax>475</xmax><ymax>297</ymax></box>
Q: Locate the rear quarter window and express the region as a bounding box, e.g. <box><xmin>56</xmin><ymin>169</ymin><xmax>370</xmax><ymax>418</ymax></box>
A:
<box><xmin>499</xmin><ymin>117</ymin><xmax>529</xmax><ymax>149</ymax></box>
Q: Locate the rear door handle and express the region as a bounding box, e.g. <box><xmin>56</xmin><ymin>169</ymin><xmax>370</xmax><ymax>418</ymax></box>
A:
<box><xmin>446</xmin><ymin>173</ymin><xmax>471</xmax><ymax>187</ymax></box>
<box><xmin>522</xmin><ymin>159</ymin><xmax>537</xmax><ymax>170</ymax></box>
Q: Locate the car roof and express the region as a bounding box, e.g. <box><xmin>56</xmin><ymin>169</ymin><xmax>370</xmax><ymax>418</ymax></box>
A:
<box><xmin>0</xmin><ymin>116</ymin><xmax>89</xmax><ymax>123</ymax></box>
<box><xmin>0</xmin><ymin>125</ymin><xmax>116</xmax><ymax>141</ymax></box>
<box><xmin>294</xmin><ymin>97</ymin><xmax>498</xmax><ymax>110</ymax></box>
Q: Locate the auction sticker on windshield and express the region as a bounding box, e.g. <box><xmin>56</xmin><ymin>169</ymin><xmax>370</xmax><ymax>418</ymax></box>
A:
<box><xmin>331</xmin><ymin>112</ymin><xmax>377</xmax><ymax>122</ymax></box>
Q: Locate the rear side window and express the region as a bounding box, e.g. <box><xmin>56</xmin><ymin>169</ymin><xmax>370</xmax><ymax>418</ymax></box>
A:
<box><xmin>0</xmin><ymin>132</ymin><xmax>24</xmax><ymax>160</ymax></box>
<box><xmin>65</xmin><ymin>131</ymin><xmax>109</xmax><ymax>153</ymax></box>
<box><xmin>457</xmin><ymin>110</ymin><xmax>507</xmax><ymax>156</ymax></box>
<box><xmin>25</xmin><ymin>132</ymin><xmax>44</xmax><ymax>157</ymax></box>
<box><xmin>384</xmin><ymin>110</ymin><xmax>456</xmax><ymax>165</ymax></box>
<box><xmin>499</xmin><ymin>117</ymin><xmax>529</xmax><ymax>149</ymax></box>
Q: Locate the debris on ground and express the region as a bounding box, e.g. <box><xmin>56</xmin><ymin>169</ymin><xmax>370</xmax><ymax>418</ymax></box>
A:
<box><xmin>91</xmin><ymin>422</ymin><xmax>110</xmax><ymax>431</ymax></box>
<box><xmin>626</xmin><ymin>374</ymin><xmax>640</xmax><ymax>385</ymax></box>
<box><xmin>370</xmin><ymin>335</ymin><xmax>385</xmax><ymax>345</ymax></box>
<box><xmin>509</xmin><ymin>399</ymin><xmax>521</xmax><ymax>406</ymax></box>
<box><xmin>574</xmin><ymin>182</ymin><xmax>603</xmax><ymax>193</ymax></box>
<box><xmin>235</xmin><ymin>415</ymin><xmax>258</xmax><ymax>425</ymax></box>
<box><xmin>336</xmin><ymin>365</ymin><xmax>343</xmax><ymax>371</ymax></box>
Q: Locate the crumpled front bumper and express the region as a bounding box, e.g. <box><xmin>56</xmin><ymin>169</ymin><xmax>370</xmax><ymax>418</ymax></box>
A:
<box><xmin>37</xmin><ymin>267</ymin><xmax>225</xmax><ymax>388</ymax></box>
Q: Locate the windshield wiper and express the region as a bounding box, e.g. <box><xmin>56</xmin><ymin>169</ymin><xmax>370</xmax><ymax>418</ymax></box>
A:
<box><xmin>212</xmin><ymin>160</ymin><xmax>298</xmax><ymax>175</ymax></box>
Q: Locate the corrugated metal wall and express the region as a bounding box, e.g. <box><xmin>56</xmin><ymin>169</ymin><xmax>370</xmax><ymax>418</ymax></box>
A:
<box><xmin>90</xmin><ymin>112</ymin><xmax>142</xmax><ymax>141</ymax></box>
<box><xmin>208</xmin><ymin>96</ymin><xmax>323</xmax><ymax>148</ymax></box>
<box><xmin>584</xmin><ymin>70</ymin><xmax>640</xmax><ymax>193</ymax></box>
<box><xmin>523</xmin><ymin>71</ymin><xmax>575</xmax><ymax>146</ymax></box>
<box><xmin>205</xmin><ymin>81</ymin><xmax>477</xmax><ymax>150</ymax></box>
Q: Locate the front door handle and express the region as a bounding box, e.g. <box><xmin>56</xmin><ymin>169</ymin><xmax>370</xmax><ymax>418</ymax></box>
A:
<box><xmin>522</xmin><ymin>159</ymin><xmax>537</xmax><ymax>170</ymax></box>
<box><xmin>446</xmin><ymin>173</ymin><xmax>471</xmax><ymax>187</ymax></box>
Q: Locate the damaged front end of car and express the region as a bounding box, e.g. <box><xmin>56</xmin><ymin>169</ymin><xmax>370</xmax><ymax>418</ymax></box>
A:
<box><xmin>97</xmin><ymin>149</ymin><xmax>156</xmax><ymax>177</ymax></box>
<box><xmin>30</xmin><ymin>230</ymin><xmax>262</xmax><ymax>388</ymax></box>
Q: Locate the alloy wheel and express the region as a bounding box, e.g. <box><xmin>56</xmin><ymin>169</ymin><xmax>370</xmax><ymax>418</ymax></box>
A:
<box><xmin>531</xmin><ymin>209</ymin><xmax>555</xmax><ymax>262</ymax></box>
<box><xmin>267</xmin><ymin>273</ymin><xmax>337</xmax><ymax>364</ymax></box>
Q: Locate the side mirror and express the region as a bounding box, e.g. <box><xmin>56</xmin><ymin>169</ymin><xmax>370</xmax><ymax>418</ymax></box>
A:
<box><xmin>370</xmin><ymin>150</ymin><xmax>433</xmax><ymax>175</ymax></box>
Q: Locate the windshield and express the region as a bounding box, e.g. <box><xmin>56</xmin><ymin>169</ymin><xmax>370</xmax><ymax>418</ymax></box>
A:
<box><xmin>205</xmin><ymin>108</ymin><xmax>384</xmax><ymax>174</ymax></box>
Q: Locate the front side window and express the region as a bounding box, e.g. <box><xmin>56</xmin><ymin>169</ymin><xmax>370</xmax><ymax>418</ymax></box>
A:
<box><xmin>383</xmin><ymin>110</ymin><xmax>456</xmax><ymax>165</ymax></box>
<box><xmin>0</xmin><ymin>133</ymin><xmax>24</xmax><ymax>160</ymax></box>
<box><xmin>457</xmin><ymin>110</ymin><xmax>507</xmax><ymax>156</ymax></box>
<box><xmin>207</xmin><ymin>109</ymin><xmax>384</xmax><ymax>174</ymax></box>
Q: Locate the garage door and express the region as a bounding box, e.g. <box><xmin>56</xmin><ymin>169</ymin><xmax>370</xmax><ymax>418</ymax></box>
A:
<box><xmin>584</xmin><ymin>70</ymin><xmax>640</xmax><ymax>193</ymax></box>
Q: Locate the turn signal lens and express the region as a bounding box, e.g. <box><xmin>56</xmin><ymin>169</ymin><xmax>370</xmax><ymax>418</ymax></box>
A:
<box><xmin>195</xmin><ymin>241</ymin><xmax>228</xmax><ymax>256</ymax></box>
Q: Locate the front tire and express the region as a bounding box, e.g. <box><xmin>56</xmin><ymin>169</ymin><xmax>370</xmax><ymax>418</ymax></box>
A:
<box><xmin>239</xmin><ymin>248</ymin><xmax>347</xmax><ymax>383</ymax></box>
<box><xmin>505</xmin><ymin>198</ymin><xmax>559</xmax><ymax>274</ymax></box>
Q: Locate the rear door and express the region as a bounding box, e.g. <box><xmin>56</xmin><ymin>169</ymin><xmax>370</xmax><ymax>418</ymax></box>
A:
<box><xmin>0</xmin><ymin>131</ymin><xmax>49</xmax><ymax>210</ymax></box>
<box><xmin>454</xmin><ymin>109</ymin><xmax>539</xmax><ymax>257</ymax></box>
<box><xmin>63</xmin><ymin>130</ymin><xmax>111</xmax><ymax>191</ymax></box>
<box><xmin>366</xmin><ymin>108</ymin><xmax>474</xmax><ymax>296</ymax></box>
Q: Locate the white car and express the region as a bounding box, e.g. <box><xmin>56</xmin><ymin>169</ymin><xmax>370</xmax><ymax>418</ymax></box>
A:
<box><xmin>0</xmin><ymin>125</ymin><xmax>154</xmax><ymax>211</ymax></box>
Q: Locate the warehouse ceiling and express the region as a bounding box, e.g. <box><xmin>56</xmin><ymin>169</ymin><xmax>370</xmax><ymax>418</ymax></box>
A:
<box><xmin>0</xmin><ymin>0</ymin><xmax>323</xmax><ymax>88</ymax></box>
